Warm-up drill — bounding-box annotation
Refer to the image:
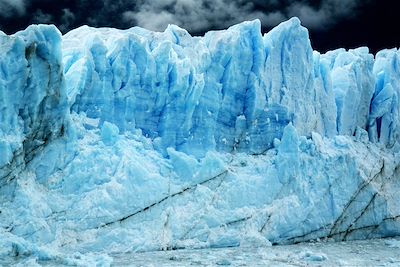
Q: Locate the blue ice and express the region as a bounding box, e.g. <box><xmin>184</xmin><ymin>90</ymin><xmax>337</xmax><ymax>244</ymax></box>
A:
<box><xmin>0</xmin><ymin>18</ymin><xmax>399</xmax><ymax>264</ymax></box>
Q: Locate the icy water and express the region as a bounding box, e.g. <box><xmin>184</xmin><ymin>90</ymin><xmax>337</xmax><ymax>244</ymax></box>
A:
<box><xmin>113</xmin><ymin>238</ymin><xmax>400</xmax><ymax>267</ymax></box>
<box><xmin>4</xmin><ymin>238</ymin><xmax>400</xmax><ymax>266</ymax></box>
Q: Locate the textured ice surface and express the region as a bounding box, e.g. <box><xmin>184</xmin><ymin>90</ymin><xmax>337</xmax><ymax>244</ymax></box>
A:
<box><xmin>0</xmin><ymin>18</ymin><xmax>399</xmax><ymax>263</ymax></box>
<box><xmin>0</xmin><ymin>25</ymin><xmax>66</xmax><ymax>188</ymax></box>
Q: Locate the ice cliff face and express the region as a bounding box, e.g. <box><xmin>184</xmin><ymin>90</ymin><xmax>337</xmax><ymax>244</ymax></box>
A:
<box><xmin>61</xmin><ymin>18</ymin><xmax>399</xmax><ymax>156</ymax></box>
<box><xmin>0</xmin><ymin>26</ymin><xmax>66</xmax><ymax>194</ymax></box>
<box><xmin>62</xmin><ymin>18</ymin><xmax>329</xmax><ymax>156</ymax></box>
<box><xmin>0</xmin><ymin>18</ymin><xmax>399</xmax><ymax>262</ymax></box>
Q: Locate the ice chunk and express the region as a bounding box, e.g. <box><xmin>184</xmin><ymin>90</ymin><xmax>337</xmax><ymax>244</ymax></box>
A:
<box><xmin>101</xmin><ymin>121</ymin><xmax>119</xmax><ymax>146</ymax></box>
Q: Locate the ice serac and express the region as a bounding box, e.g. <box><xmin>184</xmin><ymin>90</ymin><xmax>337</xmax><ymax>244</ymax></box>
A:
<box><xmin>322</xmin><ymin>47</ymin><xmax>375</xmax><ymax>136</ymax></box>
<box><xmin>369</xmin><ymin>49</ymin><xmax>400</xmax><ymax>145</ymax></box>
<box><xmin>0</xmin><ymin>25</ymin><xmax>66</xmax><ymax>191</ymax></box>
<box><xmin>0</xmin><ymin>18</ymin><xmax>399</xmax><ymax>263</ymax></box>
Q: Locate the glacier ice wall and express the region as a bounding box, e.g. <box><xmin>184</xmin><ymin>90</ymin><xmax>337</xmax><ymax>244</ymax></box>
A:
<box><xmin>0</xmin><ymin>17</ymin><xmax>399</xmax><ymax>262</ymax></box>
<box><xmin>0</xmin><ymin>25</ymin><xmax>66</xmax><ymax>194</ymax></box>
<box><xmin>61</xmin><ymin>18</ymin><xmax>399</xmax><ymax>157</ymax></box>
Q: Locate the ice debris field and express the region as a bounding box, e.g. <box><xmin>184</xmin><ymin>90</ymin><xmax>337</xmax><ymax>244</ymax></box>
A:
<box><xmin>0</xmin><ymin>17</ymin><xmax>399</xmax><ymax>265</ymax></box>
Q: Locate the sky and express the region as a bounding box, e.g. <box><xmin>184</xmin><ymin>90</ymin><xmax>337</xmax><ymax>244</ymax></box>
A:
<box><xmin>0</xmin><ymin>0</ymin><xmax>398</xmax><ymax>53</ymax></box>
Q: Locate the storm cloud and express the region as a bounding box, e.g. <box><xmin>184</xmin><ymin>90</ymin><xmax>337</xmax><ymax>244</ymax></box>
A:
<box><xmin>0</xmin><ymin>0</ymin><xmax>27</xmax><ymax>18</ymax></box>
<box><xmin>0</xmin><ymin>0</ymin><xmax>368</xmax><ymax>34</ymax></box>
<box><xmin>1</xmin><ymin>0</ymin><xmax>396</xmax><ymax>53</ymax></box>
<box><xmin>127</xmin><ymin>0</ymin><xmax>366</xmax><ymax>33</ymax></box>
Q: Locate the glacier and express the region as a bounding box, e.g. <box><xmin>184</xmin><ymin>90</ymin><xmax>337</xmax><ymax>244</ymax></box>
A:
<box><xmin>0</xmin><ymin>17</ymin><xmax>399</xmax><ymax>264</ymax></box>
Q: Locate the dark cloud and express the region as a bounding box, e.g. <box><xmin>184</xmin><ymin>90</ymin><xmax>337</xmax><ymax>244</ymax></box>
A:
<box><xmin>289</xmin><ymin>0</ymin><xmax>373</xmax><ymax>30</ymax></box>
<box><xmin>32</xmin><ymin>9</ymin><xmax>53</xmax><ymax>24</ymax></box>
<box><xmin>124</xmin><ymin>0</ymin><xmax>283</xmax><ymax>33</ymax></box>
<box><xmin>0</xmin><ymin>0</ymin><xmax>368</xmax><ymax>33</ymax></box>
<box><xmin>126</xmin><ymin>0</ymin><xmax>367</xmax><ymax>33</ymax></box>
<box><xmin>0</xmin><ymin>0</ymin><xmax>27</xmax><ymax>18</ymax></box>
<box><xmin>0</xmin><ymin>0</ymin><xmax>397</xmax><ymax>53</ymax></box>
<box><xmin>59</xmin><ymin>8</ymin><xmax>75</xmax><ymax>32</ymax></box>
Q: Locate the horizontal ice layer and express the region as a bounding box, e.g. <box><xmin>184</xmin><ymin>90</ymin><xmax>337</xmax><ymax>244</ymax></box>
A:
<box><xmin>0</xmin><ymin>25</ymin><xmax>66</xmax><ymax>190</ymax></box>
<box><xmin>0</xmin><ymin>18</ymin><xmax>399</xmax><ymax>262</ymax></box>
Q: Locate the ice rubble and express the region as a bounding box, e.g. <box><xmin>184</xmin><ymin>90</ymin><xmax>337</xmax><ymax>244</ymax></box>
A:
<box><xmin>0</xmin><ymin>17</ymin><xmax>399</xmax><ymax>261</ymax></box>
